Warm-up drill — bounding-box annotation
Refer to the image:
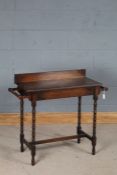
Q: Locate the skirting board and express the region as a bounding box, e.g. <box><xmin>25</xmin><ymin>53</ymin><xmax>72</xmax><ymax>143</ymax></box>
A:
<box><xmin>0</xmin><ymin>112</ymin><xmax>117</xmax><ymax>125</ymax></box>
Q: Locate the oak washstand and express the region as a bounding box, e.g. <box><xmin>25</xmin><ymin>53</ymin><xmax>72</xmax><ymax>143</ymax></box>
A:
<box><xmin>9</xmin><ymin>69</ymin><xmax>107</xmax><ymax>165</ymax></box>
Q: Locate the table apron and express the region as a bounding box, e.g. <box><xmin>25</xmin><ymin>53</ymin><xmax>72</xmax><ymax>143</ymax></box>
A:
<box><xmin>28</xmin><ymin>86</ymin><xmax>100</xmax><ymax>100</ymax></box>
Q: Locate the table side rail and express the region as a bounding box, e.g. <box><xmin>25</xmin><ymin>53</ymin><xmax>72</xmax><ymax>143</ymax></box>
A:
<box><xmin>8</xmin><ymin>88</ymin><xmax>27</xmax><ymax>99</ymax></box>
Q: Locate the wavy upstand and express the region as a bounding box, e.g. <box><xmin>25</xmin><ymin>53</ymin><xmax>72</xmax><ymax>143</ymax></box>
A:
<box><xmin>8</xmin><ymin>69</ymin><xmax>107</xmax><ymax>165</ymax></box>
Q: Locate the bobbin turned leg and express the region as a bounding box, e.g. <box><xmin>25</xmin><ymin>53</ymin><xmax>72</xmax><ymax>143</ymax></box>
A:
<box><xmin>20</xmin><ymin>98</ymin><xmax>24</xmax><ymax>152</ymax></box>
<box><xmin>31</xmin><ymin>97</ymin><xmax>36</xmax><ymax>166</ymax></box>
<box><xmin>77</xmin><ymin>96</ymin><xmax>82</xmax><ymax>143</ymax></box>
<box><xmin>92</xmin><ymin>94</ymin><xmax>98</xmax><ymax>155</ymax></box>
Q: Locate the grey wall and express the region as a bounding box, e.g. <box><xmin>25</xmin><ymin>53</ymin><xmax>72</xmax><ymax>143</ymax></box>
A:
<box><xmin>0</xmin><ymin>0</ymin><xmax>117</xmax><ymax>112</ymax></box>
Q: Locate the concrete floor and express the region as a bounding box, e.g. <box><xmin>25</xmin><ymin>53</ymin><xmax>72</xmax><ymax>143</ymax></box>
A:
<box><xmin>0</xmin><ymin>124</ymin><xmax>117</xmax><ymax>175</ymax></box>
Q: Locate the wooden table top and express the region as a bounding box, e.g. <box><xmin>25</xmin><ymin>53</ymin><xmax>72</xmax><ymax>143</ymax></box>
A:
<box><xmin>18</xmin><ymin>77</ymin><xmax>102</xmax><ymax>94</ymax></box>
<box><xmin>10</xmin><ymin>69</ymin><xmax>105</xmax><ymax>99</ymax></box>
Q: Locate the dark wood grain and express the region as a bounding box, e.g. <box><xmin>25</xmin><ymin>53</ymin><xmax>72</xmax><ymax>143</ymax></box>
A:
<box><xmin>16</xmin><ymin>77</ymin><xmax>102</xmax><ymax>100</ymax></box>
<box><xmin>9</xmin><ymin>69</ymin><xmax>106</xmax><ymax>165</ymax></box>
<box><xmin>15</xmin><ymin>69</ymin><xmax>86</xmax><ymax>84</ymax></box>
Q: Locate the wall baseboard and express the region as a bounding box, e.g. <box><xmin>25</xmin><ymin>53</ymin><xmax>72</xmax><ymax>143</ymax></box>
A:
<box><xmin>0</xmin><ymin>112</ymin><xmax>117</xmax><ymax>125</ymax></box>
